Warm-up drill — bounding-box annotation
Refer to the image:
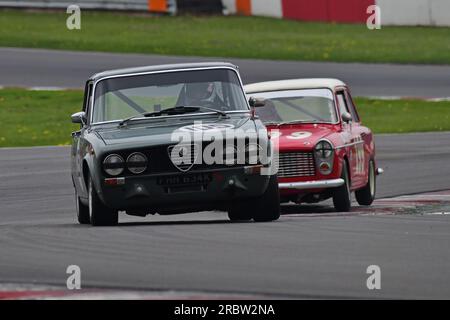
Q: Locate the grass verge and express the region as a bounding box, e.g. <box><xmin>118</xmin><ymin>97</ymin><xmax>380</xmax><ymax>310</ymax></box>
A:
<box><xmin>0</xmin><ymin>88</ymin><xmax>81</xmax><ymax>147</ymax></box>
<box><xmin>1</xmin><ymin>9</ymin><xmax>450</xmax><ymax>64</ymax></box>
<box><xmin>0</xmin><ymin>88</ymin><xmax>449</xmax><ymax>147</ymax></box>
<box><xmin>354</xmin><ymin>97</ymin><xmax>450</xmax><ymax>134</ymax></box>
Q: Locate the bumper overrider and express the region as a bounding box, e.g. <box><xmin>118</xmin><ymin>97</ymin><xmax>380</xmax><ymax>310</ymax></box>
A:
<box><xmin>98</xmin><ymin>165</ymin><xmax>270</xmax><ymax>211</ymax></box>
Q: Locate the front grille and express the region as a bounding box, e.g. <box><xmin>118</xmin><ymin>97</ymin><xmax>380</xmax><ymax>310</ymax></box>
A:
<box><xmin>167</xmin><ymin>143</ymin><xmax>201</xmax><ymax>172</ymax></box>
<box><xmin>110</xmin><ymin>141</ymin><xmax>252</xmax><ymax>176</ymax></box>
<box><xmin>276</xmin><ymin>152</ymin><xmax>316</xmax><ymax>178</ymax></box>
<box><xmin>138</xmin><ymin>143</ymin><xmax>244</xmax><ymax>174</ymax></box>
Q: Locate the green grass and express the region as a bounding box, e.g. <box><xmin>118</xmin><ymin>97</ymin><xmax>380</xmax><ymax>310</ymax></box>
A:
<box><xmin>1</xmin><ymin>89</ymin><xmax>449</xmax><ymax>147</ymax></box>
<box><xmin>1</xmin><ymin>9</ymin><xmax>450</xmax><ymax>64</ymax></box>
<box><xmin>355</xmin><ymin>98</ymin><xmax>450</xmax><ymax>134</ymax></box>
<box><xmin>0</xmin><ymin>88</ymin><xmax>82</xmax><ymax>147</ymax></box>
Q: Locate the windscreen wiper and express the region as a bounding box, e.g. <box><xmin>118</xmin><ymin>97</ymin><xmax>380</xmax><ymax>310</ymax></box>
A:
<box><xmin>176</xmin><ymin>105</ymin><xmax>228</xmax><ymax>117</ymax></box>
<box><xmin>118</xmin><ymin>105</ymin><xmax>227</xmax><ymax>127</ymax></box>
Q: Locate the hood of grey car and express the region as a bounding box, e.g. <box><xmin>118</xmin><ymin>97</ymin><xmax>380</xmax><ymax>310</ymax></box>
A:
<box><xmin>95</xmin><ymin>114</ymin><xmax>257</xmax><ymax>147</ymax></box>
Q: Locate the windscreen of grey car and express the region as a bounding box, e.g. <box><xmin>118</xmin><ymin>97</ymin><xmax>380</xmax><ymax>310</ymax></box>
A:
<box><xmin>92</xmin><ymin>69</ymin><xmax>248</xmax><ymax>123</ymax></box>
<box><xmin>253</xmin><ymin>89</ymin><xmax>338</xmax><ymax>124</ymax></box>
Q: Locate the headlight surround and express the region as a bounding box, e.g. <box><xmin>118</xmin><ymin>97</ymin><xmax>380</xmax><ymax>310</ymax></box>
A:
<box><xmin>315</xmin><ymin>140</ymin><xmax>334</xmax><ymax>159</ymax></box>
<box><xmin>103</xmin><ymin>154</ymin><xmax>125</xmax><ymax>176</ymax></box>
<box><xmin>127</xmin><ymin>152</ymin><xmax>148</xmax><ymax>174</ymax></box>
<box><xmin>314</xmin><ymin>140</ymin><xmax>334</xmax><ymax>175</ymax></box>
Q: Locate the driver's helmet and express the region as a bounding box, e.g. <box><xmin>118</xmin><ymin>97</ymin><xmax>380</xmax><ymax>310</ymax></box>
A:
<box><xmin>185</xmin><ymin>82</ymin><xmax>215</xmax><ymax>105</ymax></box>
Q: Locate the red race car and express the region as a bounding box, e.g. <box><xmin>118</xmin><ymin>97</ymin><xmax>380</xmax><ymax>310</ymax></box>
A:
<box><xmin>245</xmin><ymin>79</ymin><xmax>383</xmax><ymax>212</ymax></box>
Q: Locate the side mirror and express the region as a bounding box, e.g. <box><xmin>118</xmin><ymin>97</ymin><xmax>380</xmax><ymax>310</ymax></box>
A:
<box><xmin>249</xmin><ymin>97</ymin><xmax>266</xmax><ymax>108</ymax></box>
<box><xmin>71</xmin><ymin>111</ymin><xmax>86</xmax><ymax>125</ymax></box>
<box><xmin>341</xmin><ymin>111</ymin><xmax>353</xmax><ymax>123</ymax></box>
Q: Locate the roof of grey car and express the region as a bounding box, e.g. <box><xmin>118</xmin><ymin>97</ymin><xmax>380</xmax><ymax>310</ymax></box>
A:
<box><xmin>89</xmin><ymin>62</ymin><xmax>238</xmax><ymax>81</ymax></box>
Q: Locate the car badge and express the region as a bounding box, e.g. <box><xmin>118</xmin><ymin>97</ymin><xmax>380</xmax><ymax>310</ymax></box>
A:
<box><xmin>168</xmin><ymin>143</ymin><xmax>200</xmax><ymax>172</ymax></box>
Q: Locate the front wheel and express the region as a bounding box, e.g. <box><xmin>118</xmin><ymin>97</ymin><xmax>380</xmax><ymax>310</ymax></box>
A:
<box><xmin>227</xmin><ymin>202</ymin><xmax>254</xmax><ymax>221</ymax></box>
<box><xmin>333</xmin><ymin>163</ymin><xmax>352</xmax><ymax>212</ymax></box>
<box><xmin>227</xmin><ymin>175</ymin><xmax>280</xmax><ymax>222</ymax></box>
<box><xmin>88</xmin><ymin>176</ymin><xmax>118</xmax><ymax>226</ymax></box>
<box><xmin>252</xmin><ymin>175</ymin><xmax>280</xmax><ymax>222</ymax></box>
<box><xmin>355</xmin><ymin>160</ymin><xmax>376</xmax><ymax>206</ymax></box>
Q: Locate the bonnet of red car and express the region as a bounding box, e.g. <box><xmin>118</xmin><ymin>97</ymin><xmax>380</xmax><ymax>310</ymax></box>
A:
<box><xmin>267</xmin><ymin>124</ymin><xmax>337</xmax><ymax>152</ymax></box>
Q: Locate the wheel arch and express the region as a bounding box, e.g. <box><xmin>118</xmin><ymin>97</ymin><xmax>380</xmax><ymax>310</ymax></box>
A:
<box><xmin>81</xmin><ymin>153</ymin><xmax>102</xmax><ymax>199</ymax></box>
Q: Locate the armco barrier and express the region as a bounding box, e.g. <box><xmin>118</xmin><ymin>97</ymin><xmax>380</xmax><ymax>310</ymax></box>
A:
<box><xmin>0</xmin><ymin>0</ymin><xmax>177</xmax><ymax>13</ymax></box>
<box><xmin>224</xmin><ymin>0</ymin><xmax>450</xmax><ymax>26</ymax></box>
<box><xmin>177</xmin><ymin>0</ymin><xmax>223</xmax><ymax>13</ymax></box>
<box><xmin>377</xmin><ymin>0</ymin><xmax>450</xmax><ymax>27</ymax></box>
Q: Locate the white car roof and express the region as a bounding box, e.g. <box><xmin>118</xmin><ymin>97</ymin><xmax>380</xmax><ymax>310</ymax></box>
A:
<box><xmin>244</xmin><ymin>78</ymin><xmax>346</xmax><ymax>94</ymax></box>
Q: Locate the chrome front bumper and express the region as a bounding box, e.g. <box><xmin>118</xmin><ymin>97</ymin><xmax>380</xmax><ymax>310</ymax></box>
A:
<box><xmin>279</xmin><ymin>178</ymin><xmax>345</xmax><ymax>190</ymax></box>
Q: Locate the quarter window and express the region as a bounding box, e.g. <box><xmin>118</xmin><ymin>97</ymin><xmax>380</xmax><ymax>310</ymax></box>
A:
<box><xmin>83</xmin><ymin>82</ymin><xmax>93</xmax><ymax>124</ymax></box>
<box><xmin>344</xmin><ymin>90</ymin><xmax>360</xmax><ymax>122</ymax></box>
<box><xmin>336</xmin><ymin>91</ymin><xmax>350</xmax><ymax>119</ymax></box>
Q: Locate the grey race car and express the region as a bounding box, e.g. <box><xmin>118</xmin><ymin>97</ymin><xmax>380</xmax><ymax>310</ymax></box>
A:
<box><xmin>70</xmin><ymin>62</ymin><xmax>280</xmax><ymax>226</ymax></box>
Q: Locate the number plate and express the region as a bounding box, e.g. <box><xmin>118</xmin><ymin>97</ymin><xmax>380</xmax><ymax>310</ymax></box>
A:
<box><xmin>157</xmin><ymin>173</ymin><xmax>212</xmax><ymax>186</ymax></box>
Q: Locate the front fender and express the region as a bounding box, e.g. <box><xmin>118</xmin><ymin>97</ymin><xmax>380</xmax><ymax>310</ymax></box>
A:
<box><xmin>79</xmin><ymin>138</ymin><xmax>104</xmax><ymax>200</ymax></box>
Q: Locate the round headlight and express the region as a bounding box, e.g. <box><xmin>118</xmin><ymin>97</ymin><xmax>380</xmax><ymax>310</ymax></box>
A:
<box><xmin>315</xmin><ymin>140</ymin><xmax>333</xmax><ymax>158</ymax></box>
<box><xmin>103</xmin><ymin>154</ymin><xmax>124</xmax><ymax>176</ymax></box>
<box><xmin>127</xmin><ymin>152</ymin><xmax>148</xmax><ymax>174</ymax></box>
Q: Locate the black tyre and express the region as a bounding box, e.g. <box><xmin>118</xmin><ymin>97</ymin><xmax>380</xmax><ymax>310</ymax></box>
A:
<box><xmin>88</xmin><ymin>176</ymin><xmax>118</xmax><ymax>226</ymax></box>
<box><xmin>355</xmin><ymin>160</ymin><xmax>376</xmax><ymax>206</ymax></box>
<box><xmin>76</xmin><ymin>192</ymin><xmax>90</xmax><ymax>224</ymax></box>
<box><xmin>333</xmin><ymin>163</ymin><xmax>352</xmax><ymax>212</ymax></box>
<box><xmin>227</xmin><ymin>202</ymin><xmax>254</xmax><ymax>221</ymax></box>
<box><xmin>252</xmin><ymin>175</ymin><xmax>280</xmax><ymax>222</ymax></box>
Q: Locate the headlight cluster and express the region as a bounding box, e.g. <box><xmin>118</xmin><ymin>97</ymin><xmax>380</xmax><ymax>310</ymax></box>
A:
<box><xmin>103</xmin><ymin>152</ymin><xmax>148</xmax><ymax>176</ymax></box>
<box><xmin>127</xmin><ymin>152</ymin><xmax>148</xmax><ymax>174</ymax></box>
<box><xmin>314</xmin><ymin>140</ymin><xmax>334</xmax><ymax>175</ymax></box>
<box><xmin>103</xmin><ymin>154</ymin><xmax>125</xmax><ymax>176</ymax></box>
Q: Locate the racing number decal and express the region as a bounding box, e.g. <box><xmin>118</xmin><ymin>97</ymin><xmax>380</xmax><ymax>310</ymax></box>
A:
<box><xmin>286</xmin><ymin>131</ymin><xmax>312</xmax><ymax>140</ymax></box>
<box><xmin>354</xmin><ymin>136</ymin><xmax>365</xmax><ymax>174</ymax></box>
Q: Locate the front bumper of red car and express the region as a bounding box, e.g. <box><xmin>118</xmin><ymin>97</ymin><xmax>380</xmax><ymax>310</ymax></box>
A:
<box><xmin>278</xmin><ymin>178</ymin><xmax>345</xmax><ymax>190</ymax></box>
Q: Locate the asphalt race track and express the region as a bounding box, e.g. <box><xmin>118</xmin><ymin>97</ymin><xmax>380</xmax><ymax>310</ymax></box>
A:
<box><xmin>1</xmin><ymin>133</ymin><xmax>450</xmax><ymax>299</ymax></box>
<box><xmin>2</xmin><ymin>47</ymin><xmax>450</xmax><ymax>98</ymax></box>
<box><xmin>1</xmin><ymin>47</ymin><xmax>450</xmax><ymax>298</ymax></box>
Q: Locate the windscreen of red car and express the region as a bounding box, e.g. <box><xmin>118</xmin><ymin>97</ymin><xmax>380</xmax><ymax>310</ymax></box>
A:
<box><xmin>253</xmin><ymin>89</ymin><xmax>338</xmax><ymax>124</ymax></box>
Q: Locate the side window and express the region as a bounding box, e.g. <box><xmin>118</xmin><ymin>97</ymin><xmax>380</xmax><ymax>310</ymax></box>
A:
<box><xmin>336</xmin><ymin>91</ymin><xmax>350</xmax><ymax>118</ymax></box>
<box><xmin>344</xmin><ymin>90</ymin><xmax>360</xmax><ymax>122</ymax></box>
